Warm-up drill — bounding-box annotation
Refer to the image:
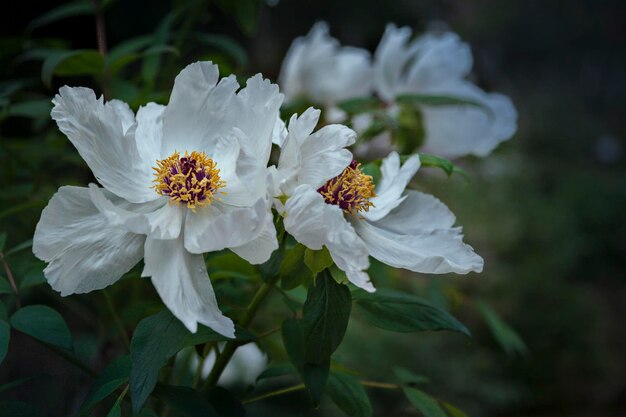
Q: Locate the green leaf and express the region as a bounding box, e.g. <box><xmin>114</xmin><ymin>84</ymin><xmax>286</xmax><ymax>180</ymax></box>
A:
<box><xmin>0</xmin><ymin>301</ymin><xmax>7</xmax><ymax>321</ymax></box>
<box><xmin>6</xmin><ymin>99</ymin><xmax>52</xmax><ymax>119</ymax></box>
<box><xmin>0</xmin><ymin>280</ymin><xmax>12</xmax><ymax>295</ymax></box>
<box><xmin>28</xmin><ymin>1</ymin><xmax>92</xmax><ymax>31</ymax></box>
<box><xmin>152</xmin><ymin>384</ymin><xmax>219</xmax><ymax>417</ymax></box>
<box><xmin>106</xmin><ymin>35</ymin><xmax>153</xmax><ymax>73</ymax></box>
<box><xmin>0</xmin><ymin>320</ymin><xmax>10</xmax><ymax>365</ymax></box>
<box><xmin>206</xmin><ymin>387</ymin><xmax>245</xmax><ymax>417</ymax></box>
<box><xmin>0</xmin><ymin>376</ymin><xmax>41</xmax><ymax>395</ymax></box>
<box><xmin>0</xmin><ymin>401</ymin><xmax>44</xmax><ymax>417</ymax></box>
<box><xmin>105</xmin><ymin>403</ymin><xmax>121</xmax><ymax>417</ymax></box>
<box><xmin>393</xmin><ymin>367</ymin><xmax>429</xmax><ymax>386</ymax></box>
<box><xmin>282</xmin><ymin>318</ymin><xmax>329</xmax><ymax>406</ymax></box>
<box><xmin>304</xmin><ymin>247</ymin><xmax>334</xmax><ymax>279</ymax></box>
<box><xmin>360</xmin><ymin>163</ymin><xmax>382</xmax><ymax>186</ymax></box>
<box><xmin>4</xmin><ymin>239</ymin><xmax>33</xmax><ymax>257</ymax></box>
<box><xmin>192</xmin><ymin>33</ymin><xmax>248</xmax><ymax>67</ymax></box>
<box><xmin>256</xmin><ymin>362</ymin><xmax>296</xmax><ymax>382</ymax></box>
<box><xmin>302</xmin><ymin>270</ymin><xmax>351</xmax><ymax>364</ymax></box>
<box><xmin>326</xmin><ymin>372</ymin><xmax>372</xmax><ymax>417</ymax></box>
<box><xmin>279</xmin><ymin>243</ymin><xmax>307</xmax><ymax>290</ymax></box>
<box><xmin>353</xmin><ymin>289</ymin><xmax>470</xmax><ymax>336</ymax></box>
<box><xmin>41</xmin><ymin>49</ymin><xmax>103</xmax><ymax>88</ymax></box>
<box><xmin>130</xmin><ymin>310</ymin><xmax>250</xmax><ymax>414</ymax></box>
<box><xmin>414</xmin><ymin>154</ymin><xmax>468</xmax><ymax>178</ymax></box>
<box><xmin>54</xmin><ymin>50</ymin><xmax>104</xmax><ymax>76</ymax></box>
<box><xmin>216</xmin><ymin>0</ymin><xmax>262</xmax><ymax>36</ymax></box>
<box><xmin>393</xmin><ymin>103</ymin><xmax>425</xmax><ymax>153</ymax></box>
<box><xmin>19</xmin><ymin>264</ymin><xmax>46</xmax><ymax>290</ymax></box>
<box><xmin>441</xmin><ymin>401</ymin><xmax>470</xmax><ymax>417</ymax></box>
<box><xmin>476</xmin><ymin>301</ymin><xmax>528</xmax><ymax>357</ymax></box>
<box><xmin>10</xmin><ymin>305</ymin><xmax>73</xmax><ymax>350</ymax></box>
<box><xmin>396</xmin><ymin>93</ymin><xmax>487</xmax><ymax>110</ymax></box>
<box><xmin>402</xmin><ymin>387</ymin><xmax>447</xmax><ymax>417</ymax></box>
<box><xmin>337</xmin><ymin>97</ymin><xmax>380</xmax><ymax>115</ymax></box>
<box><xmin>79</xmin><ymin>355</ymin><xmax>131</xmax><ymax>416</ymax></box>
<box><xmin>207</xmin><ymin>252</ymin><xmax>259</xmax><ymax>280</ymax></box>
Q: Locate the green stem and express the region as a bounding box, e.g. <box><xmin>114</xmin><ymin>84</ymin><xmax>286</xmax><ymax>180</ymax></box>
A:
<box><xmin>242</xmin><ymin>380</ymin><xmax>399</xmax><ymax>405</ymax></box>
<box><xmin>192</xmin><ymin>343</ymin><xmax>212</xmax><ymax>388</ymax></box>
<box><xmin>242</xmin><ymin>383</ymin><xmax>306</xmax><ymax>404</ymax></box>
<box><xmin>202</xmin><ymin>275</ymin><xmax>280</xmax><ymax>390</ymax></box>
<box><xmin>103</xmin><ymin>290</ymin><xmax>130</xmax><ymax>350</ymax></box>
<box><xmin>90</xmin><ymin>0</ymin><xmax>110</xmax><ymax>100</ymax></box>
<box><xmin>360</xmin><ymin>380</ymin><xmax>399</xmax><ymax>389</ymax></box>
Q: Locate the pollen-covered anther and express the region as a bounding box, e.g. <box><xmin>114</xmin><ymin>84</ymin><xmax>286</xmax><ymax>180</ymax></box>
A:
<box><xmin>153</xmin><ymin>151</ymin><xmax>226</xmax><ymax>209</ymax></box>
<box><xmin>318</xmin><ymin>160</ymin><xmax>376</xmax><ymax>215</ymax></box>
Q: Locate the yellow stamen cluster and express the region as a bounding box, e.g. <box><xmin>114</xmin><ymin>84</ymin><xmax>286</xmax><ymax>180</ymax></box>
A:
<box><xmin>318</xmin><ymin>161</ymin><xmax>376</xmax><ymax>215</ymax></box>
<box><xmin>153</xmin><ymin>151</ymin><xmax>225</xmax><ymax>209</ymax></box>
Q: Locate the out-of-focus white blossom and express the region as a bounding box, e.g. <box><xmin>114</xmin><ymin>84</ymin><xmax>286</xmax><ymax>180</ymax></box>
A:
<box><xmin>372</xmin><ymin>24</ymin><xmax>518</xmax><ymax>158</ymax></box>
<box><xmin>279</xmin><ymin>22</ymin><xmax>372</xmax><ymax>121</ymax></box>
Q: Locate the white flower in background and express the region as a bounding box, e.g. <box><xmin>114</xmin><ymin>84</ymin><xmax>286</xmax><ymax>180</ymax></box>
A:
<box><xmin>190</xmin><ymin>343</ymin><xmax>268</xmax><ymax>387</ymax></box>
<box><xmin>33</xmin><ymin>61</ymin><xmax>283</xmax><ymax>337</ymax></box>
<box><xmin>272</xmin><ymin>108</ymin><xmax>484</xmax><ymax>292</ymax></box>
<box><xmin>279</xmin><ymin>22</ymin><xmax>372</xmax><ymax>122</ymax></box>
<box><xmin>372</xmin><ymin>24</ymin><xmax>517</xmax><ymax>159</ymax></box>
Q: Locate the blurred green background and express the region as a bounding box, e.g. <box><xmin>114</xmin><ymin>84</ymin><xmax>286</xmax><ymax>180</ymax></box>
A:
<box><xmin>1</xmin><ymin>0</ymin><xmax>625</xmax><ymax>416</ymax></box>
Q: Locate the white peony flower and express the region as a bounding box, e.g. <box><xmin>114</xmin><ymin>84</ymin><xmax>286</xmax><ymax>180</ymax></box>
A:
<box><xmin>372</xmin><ymin>24</ymin><xmax>518</xmax><ymax>159</ymax></box>
<box><xmin>33</xmin><ymin>61</ymin><xmax>284</xmax><ymax>337</ymax></box>
<box><xmin>272</xmin><ymin>109</ymin><xmax>484</xmax><ymax>292</ymax></box>
<box><xmin>278</xmin><ymin>22</ymin><xmax>372</xmax><ymax>122</ymax></box>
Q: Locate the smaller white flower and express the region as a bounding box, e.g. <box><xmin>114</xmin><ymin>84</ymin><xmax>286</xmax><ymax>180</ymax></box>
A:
<box><xmin>279</xmin><ymin>22</ymin><xmax>372</xmax><ymax>121</ymax></box>
<box><xmin>372</xmin><ymin>24</ymin><xmax>518</xmax><ymax>158</ymax></box>
<box><xmin>273</xmin><ymin>110</ymin><xmax>484</xmax><ymax>292</ymax></box>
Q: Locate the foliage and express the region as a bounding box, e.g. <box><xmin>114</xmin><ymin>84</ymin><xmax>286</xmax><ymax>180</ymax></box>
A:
<box><xmin>4</xmin><ymin>1</ymin><xmax>611</xmax><ymax>417</ymax></box>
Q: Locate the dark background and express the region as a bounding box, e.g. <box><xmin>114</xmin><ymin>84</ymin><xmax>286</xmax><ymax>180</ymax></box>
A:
<box><xmin>1</xmin><ymin>0</ymin><xmax>625</xmax><ymax>416</ymax></box>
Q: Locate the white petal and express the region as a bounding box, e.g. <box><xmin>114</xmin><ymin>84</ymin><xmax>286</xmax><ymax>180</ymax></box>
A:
<box><xmin>420</xmin><ymin>81</ymin><xmax>517</xmax><ymax>158</ymax></box>
<box><xmin>210</xmin><ymin>134</ymin><xmax>258</xmax><ymax>207</ymax></box>
<box><xmin>142</xmin><ymin>236</ymin><xmax>235</xmax><ymax>337</ymax></box>
<box><xmin>51</xmin><ymin>87</ymin><xmax>156</xmax><ymax>203</ymax></box>
<box><xmin>365</xmin><ymin>152</ymin><xmax>420</xmax><ymax>222</ymax></box>
<box><xmin>231</xmin><ymin>74</ymin><xmax>284</xmax><ymax>167</ymax></box>
<box><xmin>371</xmin><ymin>190</ymin><xmax>456</xmax><ymax>233</ymax></box>
<box><xmin>88</xmin><ymin>184</ymin><xmax>183</xmax><ymax>239</ymax></box>
<box><xmin>230</xmin><ymin>212</ymin><xmax>278</xmax><ymax>264</ymax></box>
<box><xmin>279</xmin><ymin>22</ymin><xmax>335</xmax><ymax>102</ymax></box>
<box><xmin>310</xmin><ymin>46</ymin><xmax>372</xmax><ymax>104</ymax></box>
<box><xmin>209</xmin><ymin>75</ymin><xmax>282</xmax><ymax>200</ymax></box>
<box><xmin>107</xmin><ymin>99</ymin><xmax>135</xmax><ymax>132</ymax></box>
<box><xmin>405</xmin><ymin>32</ymin><xmax>473</xmax><ymax>91</ymax></box>
<box><xmin>271</xmin><ymin>116</ymin><xmax>288</xmax><ymax>147</ymax></box>
<box><xmin>135</xmin><ymin>102</ymin><xmax>165</xmax><ymax>166</ymax></box>
<box><xmin>183</xmin><ymin>199</ymin><xmax>269</xmax><ymax>254</ymax></box>
<box><xmin>355</xmin><ymin>213</ymin><xmax>483</xmax><ymax>275</ymax></box>
<box><xmin>298</xmin><ymin>124</ymin><xmax>356</xmax><ymax>189</ymax></box>
<box><xmin>373</xmin><ymin>24</ymin><xmax>416</xmax><ymax>102</ymax></box>
<box><xmin>33</xmin><ymin>186</ymin><xmax>144</xmax><ymax>296</ymax></box>
<box><xmin>161</xmin><ymin>61</ymin><xmax>239</xmax><ymax>156</ymax></box>
<box><xmin>275</xmin><ymin>108</ymin><xmax>355</xmax><ymax>195</ymax></box>
<box><xmin>284</xmin><ymin>185</ymin><xmax>371</xmax><ymax>290</ymax></box>
<box><xmin>279</xmin><ymin>22</ymin><xmax>372</xmax><ymax>104</ymax></box>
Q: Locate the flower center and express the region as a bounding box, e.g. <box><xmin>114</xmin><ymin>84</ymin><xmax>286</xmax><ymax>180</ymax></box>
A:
<box><xmin>153</xmin><ymin>151</ymin><xmax>225</xmax><ymax>209</ymax></box>
<box><xmin>317</xmin><ymin>160</ymin><xmax>376</xmax><ymax>214</ymax></box>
